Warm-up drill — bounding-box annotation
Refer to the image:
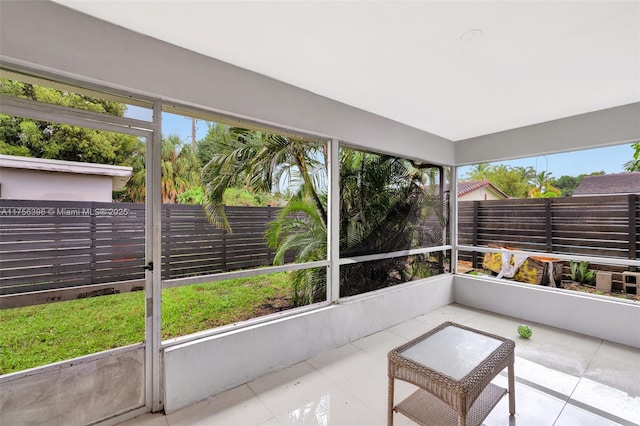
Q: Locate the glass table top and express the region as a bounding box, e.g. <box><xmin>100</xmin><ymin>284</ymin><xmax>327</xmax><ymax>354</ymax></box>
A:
<box><xmin>400</xmin><ymin>325</ymin><xmax>503</xmax><ymax>381</ymax></box>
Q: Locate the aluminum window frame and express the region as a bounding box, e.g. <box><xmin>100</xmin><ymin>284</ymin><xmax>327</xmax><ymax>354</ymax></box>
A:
<box><xmin>0</xmin><ymin>64</ymin><xmax>162</xmax><ymax>412</ymax></box>
<box><xmin>0</xmin><ymin>62</ymin><xmax>457</xmax><ymax>416</ymax></box>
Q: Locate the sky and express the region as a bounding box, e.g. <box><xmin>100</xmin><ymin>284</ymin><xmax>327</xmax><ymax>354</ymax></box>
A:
<box><xmin>142</xmin><ymin>109</ymin><xmax>635</xmax><ymax>180</ymax></box>
<box><xmin>162</xmin><ymin>113</ymin><xmax>210</xmax><ymax>145</ymax></box>
<box><xmin>457</xmin><ymin>144</ymin><xmax>634</xmax><ymax>180</ymax></box>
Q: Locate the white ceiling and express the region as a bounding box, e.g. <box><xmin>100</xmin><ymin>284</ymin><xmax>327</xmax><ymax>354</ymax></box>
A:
<box><xmin>52</xmin><ymin>0</ymin><xmax>640</xmax><ymax>141</ymax></box>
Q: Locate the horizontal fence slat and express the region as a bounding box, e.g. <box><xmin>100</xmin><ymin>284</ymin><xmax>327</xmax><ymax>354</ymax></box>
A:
<box><xmin>3</xmin><ymin>195</ymin><xmax>636</xmax><ymax>296</ymax></box>
<box><xmin>459</xmin><ymin>194</ymin><xmax>640</xmax><ymax>267</ymax></box>
<box><xmin>1</xmin><ymin>200</ymin><xmax>285</xmax><ymax>294</ymax></box>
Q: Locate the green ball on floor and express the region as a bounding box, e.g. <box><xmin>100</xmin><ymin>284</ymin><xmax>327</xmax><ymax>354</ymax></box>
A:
<box><xmin>518</xmin><ymin>325</ymin><xmax>532</xmax><ymax>338</ymax></box>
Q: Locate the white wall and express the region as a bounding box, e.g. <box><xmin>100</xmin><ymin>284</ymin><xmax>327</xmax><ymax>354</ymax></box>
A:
<box><xmin>0</xmin><ymin>345</ymin><xmax>145</xmax><ymax>426</ymax></box>
<box><xmin>4</xmin><ymin>2</ymin><xmax>638</xmax><ymax>168</ymax></box>
<box><xmin>0</xmin><ymin>168</ymin><xmax>114</xmax><ymax>201</ymax></box>
<box><xmin>455</xmin><ymin>103</ymin><xmax>640</xmax><ymax>166</ymax></box>
<box><xmin>454</xmin><ymin>275</ymin><xmax>640</xmax><ymax>349</ymax></box>
<box><xmin>0</xmin><ymin>1</ymin><xmax>454</xmax><ymax>166</ymax></box>
<box><xmin>163</xmin><ymin>275</ymin><xmax>454</xmax><ymax>412</ymax></box>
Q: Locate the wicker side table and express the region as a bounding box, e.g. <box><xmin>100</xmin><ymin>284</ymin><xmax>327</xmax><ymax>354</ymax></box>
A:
<box><xmin>388</xmin><ymin>322</ymin><xmax>515</xmax><ymax>426</ymax></box>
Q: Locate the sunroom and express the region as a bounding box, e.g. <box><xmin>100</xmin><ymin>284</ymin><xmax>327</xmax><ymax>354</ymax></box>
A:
<box><xmin>0</xmin><ymin>1</ymin><xmax>639</xmax><ymax>426</ymax></box>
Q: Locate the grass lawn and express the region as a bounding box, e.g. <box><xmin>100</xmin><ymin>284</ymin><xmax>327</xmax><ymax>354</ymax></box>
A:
<box><xmin>0</xmin><ymin>273</ymin><xmax>292</xmax><ymax>375</ymax></box>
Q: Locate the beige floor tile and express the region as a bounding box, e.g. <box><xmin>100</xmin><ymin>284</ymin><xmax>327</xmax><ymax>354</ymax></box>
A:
<box><xmin>116</xmin><ymin>305</ymin><xmax>639</xmax><ymax>426</ymax></box>
<box><xmin>458</xmin><ymin>311</ymin><xmax>528</xmax><ymax>339</ymax></box>
<box><xmin>386</xmin><ymin>319</ymin><xmax>433</xmax><ymax>340</ymax></box>
<box><xmin>273</xmin><ymin>387</ymin><xmax>382</xmax><ymax>426</ymax></box>
<box><xmin>513</xmin><ymin>357</ymin><xmax>580</xmax><ymax>397</ymax></box>
<box><xmin>341</xmin><ymin>359</ymin><xmax>415</xmax><ymax>420</ymax></box>
<box><xmin>307</xmin><ymin>343</ymin><xmax>379</xmax><ymax>385</ymax></box>
<box><xmin>417</xmin><ymin>303</ymin><xmax>483</xmax><ymax>325</ymax></box>
<box><xmin>118</xmin><ymin>413</ymin><xmax>169</xmax><ymax>426</ymax></box>
<box><xmin>248</xmin><ymin>361</ymin><xmax>333</xmax><ymax>417</ymax></box>
<box><xmin>570</xmin><ymin>377</ymin><xmax>640</xmax><ymax>425</ymax></box>
<box><xmin>582</xmin><ymin>353</ymin><xmax>640</xmax><ymax>397</ymax></box>
<box><xmin>595</xmin><ymin>341</ymin><xmax>640</xmax><ymax>366</ymax></box>
<box><xmin>165</xmin><ymin>384</ymin><xmax>272</xmax><ymax>426</ymax></box>
<box><xmin>483</xmin><ymin>383</ymin><xmax>565</xmax><ymax>426</ymax></box>
<box><xmin>351</xmin><ymin>330</ymin><xmax>408</xmax><ymax>360</ymax></box>
<box><xmin>258</xmin><ymin>417</ymin><xmax>283</xmax><ymax>426</ymax></box>
<box><xmin>554</xmin><ymin>403</ymin><xmax>621</xmax><ymax>426</ymax></box>
<box><xmin>514</xmin><ymin>325</ymin><xmax>601</xmax><ymax>377</ymax></box>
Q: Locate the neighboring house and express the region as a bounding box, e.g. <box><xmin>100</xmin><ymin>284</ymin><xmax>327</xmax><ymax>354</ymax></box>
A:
<box><xmin>457</xmin><ymin>180</ymin><xmax>509</xmax><ymax>201</ymax></box>
<box><xmin>573</xmin><ymin>172</ymin><xmax>640</xmax><ymax>196</ymax></box>
<box><xmin>430</xmin><ymin>180</ymin><xmax>509</xmax><ymax>201</ymax></box>
<box><xmin>0</xmin><ymin>154</ymin><xmax>132</xmax><ymax>202</ymax></box>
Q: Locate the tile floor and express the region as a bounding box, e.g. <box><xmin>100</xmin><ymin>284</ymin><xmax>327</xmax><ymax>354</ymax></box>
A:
<box><xmin>120</xmin><ymin>304</ymin><xmax>640</xmax><ymax>426</ymax></box>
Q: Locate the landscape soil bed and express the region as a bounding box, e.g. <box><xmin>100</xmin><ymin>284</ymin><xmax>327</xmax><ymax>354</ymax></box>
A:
<box><xmin>561</xmin><ymin>281</ymin><xmax>640</xmax><ymax>302</ymax></box>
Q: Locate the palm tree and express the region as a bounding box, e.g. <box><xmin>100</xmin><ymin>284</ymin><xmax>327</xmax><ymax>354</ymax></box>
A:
<box><xmin>119</xmin><ymin>135</ymin><xmax>201</xmax><ymax>203</ymax></box>
<box><xmin>201</xmin><ymin>129</ymin><xmax>326</xmax><ymax>232</ymax></box>
<box><xmin>266</xmin><ymin>195</ymin><xmax>327</xmax><ymax>305</ymax></box>
<box><xmin>119</xmin><ymin>142</ymin><xmax>146</xmax><ymax>202</ymax></box>
<box><xmin>160</xmin><ymin>136</ymin><xmax>201</xmax><ymax>203</ymax></box>
<box><xmin>336</xmin><ymin>150</ymin><xmax>446</xmax><ymax>298</ymax></box>
<box><xmin>268</xmin><ymin>148</ymin><xmax>446</xmax><ymax>305</ymax></box>
<box><xmin>201</xmin><ymin>132</ymin><xmax>447</xmax><ymax>306</ymax></box>
<box><xmin>624</xmin><ymin>142</ymin><xmax>640</xmax><ymax>172</ymax></box>
<box><xmin>528</xmin><ymin>170</ymin><xmax>560</xmax><ymax>198</ymax></box>
<box><xmin>198</xmin><ymin>122</ymin><xmax>233</xmax><ymax>167</ymax></box>
<box><xmin>467</xmin><ymin>163</ymin><xmax>491</xmax><ymax>180</ymax></box>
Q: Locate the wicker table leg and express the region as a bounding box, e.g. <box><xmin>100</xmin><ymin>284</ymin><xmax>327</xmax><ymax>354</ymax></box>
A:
<box><xmin>508</xmin><ymin>362</ymin><xmax>516</xmax><ymax>415</ymax></box>
<box><xmin>388</xmin><ymin>376</ymin><xmax>394</xmax><ymax>426</ymax></box>
<box><xmin>457</xmin><ymin>414</ymin><xmax>466</xmax><ymax>426</ymax></box>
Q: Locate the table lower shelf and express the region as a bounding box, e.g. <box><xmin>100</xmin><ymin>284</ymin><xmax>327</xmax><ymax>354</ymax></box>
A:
<box><xmin>394</xmin><ymin>383</ymin><xmax>507</xmax><ymax>426</ymax></box>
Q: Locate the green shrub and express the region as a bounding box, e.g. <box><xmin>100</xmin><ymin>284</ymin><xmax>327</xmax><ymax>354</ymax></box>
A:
<box><xmin>568</xmin><ymin>261</ymin><xmax>596</xmax><ymax>285</ymax></box>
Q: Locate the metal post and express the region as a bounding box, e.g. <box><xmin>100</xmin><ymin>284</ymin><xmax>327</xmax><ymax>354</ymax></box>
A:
<box><xmin>145</xmin><ymin>99</ymin><xmax>163</xmax><ymax>412</ymax></box>
<box><xmin>450</xmin><ymin>166</ymin><xmax>458</xmax><ymax>273</ymax></box>
<box><xmin>438</xmin><ymin>165</ymin><xmax>445</xmax><ymax>273</ymax></box>
<box><xmin>328</xmin><ymin>139</ymin><xmax>340</xmax><ymax>302</ymax></box>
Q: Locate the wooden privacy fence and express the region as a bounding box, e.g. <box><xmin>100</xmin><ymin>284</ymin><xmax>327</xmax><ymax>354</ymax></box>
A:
<box><xmin>0</xmin><ymin>200</ymin><xmax>284</xmax><ymax>295</ymax></box>
<box><xmin>3</xmin><ymin>195</ymin><xmax>638</xmax><ymax>295</ymax></box>
<box><xmin>458</xmin><ymin>194</ymin><xmax>640</xmax><ymax>265</ymax></box>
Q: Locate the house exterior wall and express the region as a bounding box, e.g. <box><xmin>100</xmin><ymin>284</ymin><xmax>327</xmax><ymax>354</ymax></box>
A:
<box><xmin>459</xmin><ymin>187</ymin><xmax>504</xmax><ymax>201</ymax></box>
<box><xmin>0</xmin><ymin>168</ymin><xmax>114</xmax><ymax>202</ymax></box>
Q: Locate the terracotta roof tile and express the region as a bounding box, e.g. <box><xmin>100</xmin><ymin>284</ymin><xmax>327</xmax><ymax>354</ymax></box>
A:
<box><xmin>436</xmin><ymin>180</ymin><xmax>509</xmax><ymax>198</ymax></box>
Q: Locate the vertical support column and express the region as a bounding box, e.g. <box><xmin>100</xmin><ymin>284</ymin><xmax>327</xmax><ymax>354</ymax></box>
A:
<box><xmin>145</xmin><ymin>99</ymin><xmax>163</xmax><ymax>413</ymax></box>
<box><xmin>328</xmin><ymin>139</ymin><xmax>340</xmax><ymax>302</ymax></box>
<box><xmin>436</xmin><ymin>165</ymin><xmax>444</xmax><ymax>273</ymax></box>
<box><xmin>449</xmin><ymin>166</ymin><xmax>458</xmax><ymax>274</ymax></box>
